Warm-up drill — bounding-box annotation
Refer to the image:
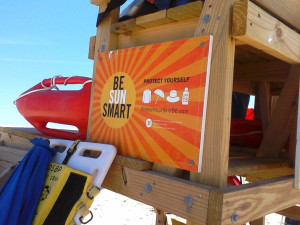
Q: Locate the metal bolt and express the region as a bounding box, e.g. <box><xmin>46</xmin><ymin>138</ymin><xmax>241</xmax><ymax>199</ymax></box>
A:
<box><xmin>217</xmin><ymin>16</ymin><xmax>221</xmax><ymax>20</ymax></box>
<box><xmin>231</xmin><ymin>212</ymin><xmax>239</xmax><ymax>223</ymax></box>
<box><xmin>184</xmin><ymin>196</ymin><xmax>194</xmax><ymax>207</ymax></box>
<box><xmin>190</xmin><ymin>160</ymin><xmax>195</xmax><ymax>165</ymax></box>
<box><xmin>203</xmin><ymin>14</ymin><xmax>211</xmax><ymax>24</ymax></box>
<box><xmin>145</xmin><ymin>183</ymin><xmax>152</xmax><ymax>193</ymax></box>
<box><xmin>140</xmin><ymin>193</ymin><xmax>143</xmax><ymax>196</ymax></box>
<box><xmin>200</xmin><ymin>42</ymin><xmax>205</xmax><ymax>47</ymax></box>
<box><xmin>153</xmin><ymin>181</ymin><xmax>156</xmax><ymax>185</ymax></box>
<box><xmin>99</xmin><ymin>57</ymin><xmax>102</xmax><ymax>60</ymax></box>
<box><xmin>201</xmin><ymin>28</ymin><xmax>205</xmax><ymax>34</ymax></box>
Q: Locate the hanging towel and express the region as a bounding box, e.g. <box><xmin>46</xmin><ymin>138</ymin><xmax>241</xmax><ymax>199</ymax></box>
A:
<box><xmin>0</xmin><ymin>138</ymin><xmax>57</xmax><ymax>225</ymax></box>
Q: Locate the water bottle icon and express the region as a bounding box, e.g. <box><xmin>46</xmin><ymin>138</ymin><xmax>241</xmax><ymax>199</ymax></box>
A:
<box><xmin>182</xmin><ymin>87</ymin><xmax>189</xmax><ymax>105</ymax></box>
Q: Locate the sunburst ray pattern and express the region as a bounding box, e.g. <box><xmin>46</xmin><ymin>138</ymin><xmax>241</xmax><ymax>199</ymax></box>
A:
<box><xmin>90</xmin><ymin>36</ymin><xmax>213</xmax><ymax>172</ymax></box>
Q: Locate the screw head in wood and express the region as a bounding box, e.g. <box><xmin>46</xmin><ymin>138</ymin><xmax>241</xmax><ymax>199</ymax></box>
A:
<box><xmin>145</xmin><ymin>183</ymin><xmax>152</xmax><ymax>193</ymax></box>
<box><xmin>190</xmin><ymin>160</ymin><xmax>195</xmax><ymax>165</ymax></box>
<box><xmin>202</xmin><ymin>14</ymin><xmax>211</xmax><ymax>24</ymax></box>
<box><xmin>184</xmin><ymin>196</ymin><xmax>193</xmax><ymax>207</ymax></box>
<box><xmin>231</xmin><ymin>212</ymin><xmax>239</xmax><ymax>223</ymax></box>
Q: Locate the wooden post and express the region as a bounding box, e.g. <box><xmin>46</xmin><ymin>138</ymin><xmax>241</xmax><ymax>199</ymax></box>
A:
<box><xmin>87</xmin><ymin>4</ymin><xmax>120</xmax><ymax>140</ymax></box>
<box><xmin>250</xmin><ymin>217</ymin><xmax>265</xmax><ymax>225</ymax></box>
<box><xmin>190</xmin><ymin>0</ymin><xmax>236</xmax><ymax>188</ymax></box>
<box><xmin>155</xmin><ymin>209</ymin><xmax>167</xmax><ymax>225</ymax></box>
<box><xmin>257</xmin><ymin>66</ymin><xmax>300</xmax><ymax>157</ymax></box>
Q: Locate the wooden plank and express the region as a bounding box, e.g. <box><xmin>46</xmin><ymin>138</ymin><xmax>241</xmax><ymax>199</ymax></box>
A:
<box><xmin>258</xmin><ymin>81</ymin><xmax>270</xmax><ymax>133</ymax></box>
<box><xmin>190</xmin><ymin>0</ymin><xmax>236</xmax><ymax>187</ymax></box>
<box><xmin>234</xmin><ymin>61</ymin><xmax>290</xmax><ymax>82</ymax></box>
<box><xmin>0</xmin><ymin>146</ymin><xmax>27</xmax><ymax>173</ymax></box>
<box><xmin>111</xmin><ymin>18</ymin><xmax>143</xmax><ymax>34</ymax></box>
<box><xmin>0</xmin><ymin>131</ymin><xmax>33</xmax><ymax>150</ymax></box>
<box><xmin>221</xmin><ymin>177</ymin><xmax>300</xmax><ymax>224</ymax></box>
<box><xmin>88</xmin><ymin>36</ymin><xmax>96</xmax><ymax>60</ymax></box>
<box><xmin>228</xmin><ymin>157</ymin><xmax>290</xmax><ymax>176</ymax></box>
<box><xmin>250</xmin><ymin>217</ymin><xmax>265</xmax><ymax>225</ymax></box>
<box><xmin>206</xmin><ymin>190</ymin><xmax>223</xmax><ymax>224</ymax></box>
<box><xmin>251</xmin><ymin>0</ymin><xmax>300</xmax><ymax>32</ymax></box>
<box><xmin>102</xmin><ymin>165</ymin><xmax>211</xmax><ymax>224</ymax></box>
<box><xmin>257</xmin><ymin>66</ymin><xmax>300</xmax><ymax>157</ymax></box>
<box><xmin>113</xmin><ymin>155</ymin><xmax>153</xmax><ymax>171</ymax></box>
<box><xmin>118</xmin><ymin>18</ymin><xmax>198</xmax><ymax>49</ymax></box>
<box><xmin>233</xmin><ymin>0</ymin><xmax>300</xmax><ymax>64</ymax></box>
<box><xmin>246</xmin><ymin>167</ymin><xmax>294</xmax><ymax>182</ymax></box>
<box><xmin>277</xmin><ymin>206</ymin><xmax>300</xmax><ymax>221</ymax></box>
<box><xmin>155</xmin><ymin>209</ymin><xmax>167</xmax><ymax>225</ymax></box>
<box><xmin>136</xmin><ymin>10</ymin><xmax>175</xmax><ymax>29</ymax></box>
<box><xmin>167</xmin><ymin>1</ymin><xmax>203</xmax><ymax>21</ymax></box>
<box><xmin>152</xmin><ymin>164</ymin><xmax>183</xmax><ymax>177</ymax></box>
<box><xmin>87</xmin><ymin>5</ymin><xmax>119</xmax><ymax>140</ymax></box>
<box><xmin>289</xmin><ymin>112</ymin><xmax>297</xmax><ymax>167</ymax></box>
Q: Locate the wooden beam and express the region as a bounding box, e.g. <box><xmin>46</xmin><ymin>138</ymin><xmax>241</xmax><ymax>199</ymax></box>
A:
<box><xmin>87</xmin><ymin>5</ymin><xmax>119</xmax><ymax>140</ymax></box>
<box><xmin>251</xmin><ymin>0</ymin><xmax>300</xmax><ymax>32</ymax></box>
<box><xmin>118</xmin><ymin>18</ymin><xmax>198</xmax><ymax>49</ymax></box>
<box><xmin>155</xmin><ymin>209</ymin><xmax>167</xmax><ymax>225</ymax></box>
<box><xmin>228</xmin><ymin>157</ymin><xmax>289</xmax><ymax>176</ymax></box>
<box><xmin>136</xmin><ymin>10</ymin><xmax>175</xmax><ymax>29</ymax></box>
<box><xmin>88</xmin><ymin>36</ymin><xmax>96</xmax><ymax>60</ymax></box>
<box><xmin>246</xmin><ymin>167</ymin><xmax>294</xmax><ymax>182</ymax></box>
<box><xmin>257</xmin><ymin>66</ymin><xmax>300</xmax><ymax>157</ymax></box>
<box><xmin>250</xmin><ymin>217</ymin><xmax>265</xmax><ymax>225</ymax></box>
<box><xmin>234</xmin><ymin>61</ymin><xmax>290</xmax><ymax>82</ymax></box>
<box><xmin>111</xmin><ymin>18</ymin><xmax>143</xmax><ymax>34</ymax></box>
<box><xmin>233</xmin><ymin>0</ymin><xmax>300</xmax><ymax>64</ymax></box>
<box><xmin>221</xmin><ymin>177</ymin><xmax>300</xmax><ymax>224</ymax></box>
<box><xmin>258</xmin><ymin>81</ymin><xmax>270</xmax><ymax>133</ymax></box>
<box><xmin>190</xmin><ymin>0</ymin><xmax>236</xmax><ymax>187</ymax></box>
<box><xmin>277</xmin><ymin>206</ymin><xmax>300</xmax><ymax>221</ymax></box>
<box><xmin>167</xmin><ymin>1</ymin><xmax>203</xmax><ymax>22</ymax></box>
<box><xmin>102</xmin><ymin>166</ymin><xmax>211</xmax><ymax>225</ymax></box>
<box><xmin>113</xmin><ymin>155</ymin><xmax>153</xmax><ymax>171</ymax></box>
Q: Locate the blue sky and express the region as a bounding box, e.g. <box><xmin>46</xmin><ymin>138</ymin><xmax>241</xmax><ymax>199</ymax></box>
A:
<box><xmin>0</xmin><ymin>0</ymin><xmax>132</xmax><ymax>127</ymax></box>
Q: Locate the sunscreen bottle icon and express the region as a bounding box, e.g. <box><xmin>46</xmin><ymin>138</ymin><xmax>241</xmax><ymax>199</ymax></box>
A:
<box><xmin>182</xmin><ymin>87</ymin><xmax>189</xmax><ymax>105</ymax></box>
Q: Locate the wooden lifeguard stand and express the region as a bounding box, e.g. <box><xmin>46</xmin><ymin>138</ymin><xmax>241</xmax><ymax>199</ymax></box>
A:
<box><xmin>86</xmin><ymin>0</ymin><xmax>300</xmax><ymax>224</ymax></box>
<box><xmin>1</xmin><ymin>0</ymin><xmax>300</xmax><ymax>224</ymax></box>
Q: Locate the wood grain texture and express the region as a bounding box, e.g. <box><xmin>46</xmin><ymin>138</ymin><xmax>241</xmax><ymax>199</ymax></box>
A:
<box><xmin>228</xmin><ymin>157</ymin><xmax>290</xmax><ymax>176</ymax></box>
<box><xmin>190</xmin><ymin>0</ymin><xmax>236</xmax><ymax>187</ymax></box>
<box><xmin>0</xmin><ymin>131</ymin><xmax>33</xmax><ymax>150</ymax></box>
<box><xmin>252</xmin><ymin>0</ymin><xmax>300</xmax><ymax>32</ymax></box>
<box><xmin>113</xmin><ymin>155</ymin><xmax>153</xmax><ymax>171</ymax></box>
<box><xmin>88</xmin><ymin>36</ymin><xmax>96</xmax><ymax>60</ymax></box>
<box><xmin>258</xmin><ymin>81</ymin><xmax>270</xmax><ymax>133</ymax></box>
<box><xmin>277</xmin><ymin>206</ymin><xmax>300</xmax><ymax>221</ymax></box>
<box><xmin>118</xmin><ymin>18</ymin><xmax>198</xmax><ymax>49</ymax></box>
<box><xmin>154</xmin><ymin>209</ymin><xmax>167</xmax><ymax>225</ymax></box>
<box><xmin>167</xmin><ymin>1</ymin><xmax>203</xmax><ymax>21</ymax></box>
<box><xmin>233</xmin><ymin>0</ymin><xmax>300</xmax><ymax>64</ymax></box>
<box><xmin>257</xmin><ymin>66</ymin><xmax>300</xmax><ymax>157</ymax></box>
<box><xmin>102</xmin><ymin>165</ymin><xmax>211</xmax><ymax>224</ymax></box>
<box><xmin>246</xmin><ymin>167</ymin><xmax>294</xmax><ymax>182</ymax></box>
<box><xmin>0</xmin><ymin>146</ymin><xmax>27</xmax><ymax>173</ymax></box>
<box><xmin>111</xmin><ymin>18</ymin><xmax>143</xmax><ymax>34</ymax></box>
<box><xmin>222</xmin><ymin>177</ymin><xmax>300</xmax><ymax>225</ymax></box>
<box><xmin>87</xmin><ymin>5</ymin><xmax>119</xmax><ymax>140</ymax></box>
<box><xmin>136</xmin><ymin>10</ymin><xmax>175</xmax><ymax>29</ymax></box>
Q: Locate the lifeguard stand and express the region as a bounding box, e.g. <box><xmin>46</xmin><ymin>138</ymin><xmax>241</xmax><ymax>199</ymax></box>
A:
<box><xmin>1</xmin><ymin>0</ymin><xmax>300</xmax><ymax>224</ymax></box>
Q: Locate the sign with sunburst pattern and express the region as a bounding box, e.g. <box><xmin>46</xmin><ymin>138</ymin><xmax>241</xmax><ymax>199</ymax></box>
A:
<box><xmin>90</xmin><ymin>36</ymin><xmax>213</xmax><ymax>172</ymax></box>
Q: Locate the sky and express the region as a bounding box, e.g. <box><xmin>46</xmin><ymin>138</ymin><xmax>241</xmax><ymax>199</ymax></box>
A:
<box><xmin>0</xmin><ymin>0</ymin><xmax>133</xmax><ymax>127</ymax></box>
<box><xmin>0</xmin><ymin>0</ymin><xmax>253</xmax><ymax>128</ymax></box>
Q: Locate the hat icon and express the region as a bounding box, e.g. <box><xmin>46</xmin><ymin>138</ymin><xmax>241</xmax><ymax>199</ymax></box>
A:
<box><xmin>167</xmin><ymin>90</ymin><xmax>180</xmax><ymax>103</ymax></box>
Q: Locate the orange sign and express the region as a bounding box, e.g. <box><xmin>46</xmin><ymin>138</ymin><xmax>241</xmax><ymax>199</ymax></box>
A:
<box><xmin>90</xmin><ymin>36</ymin><xmax>213</xmax><ymax>172</ymax></box>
